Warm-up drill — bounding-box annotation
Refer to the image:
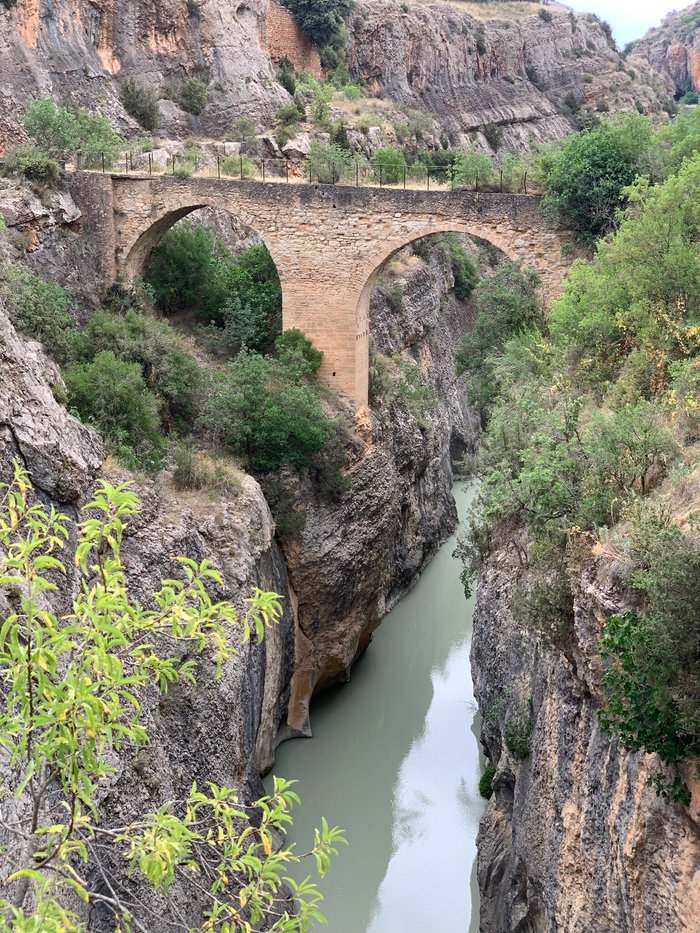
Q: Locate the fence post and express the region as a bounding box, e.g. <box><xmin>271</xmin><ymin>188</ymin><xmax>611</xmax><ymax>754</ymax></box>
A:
<box><xmin>101</xmin><ymin>152</ymin><xmax>105</xmax><ymax>174</ymax></box>
<box><xmin>403</xmin><ymin>166</ymin><xmax>406</xmax><ymax>190</ymax></box>
<box><xmin>148</xmin><ymin>152</ymin><xmax>153</xmax><ymax>175</ymax></box>
<box><xmin>172</xmin><ymin>154</ymin><xmax>176</xmax><ymax>175</ymax></box>
<box><xmin>125</xmin><ymin>155</ymin><xmax>129</xmax><ymax>175</ymax></box>
<box><xmin>500</xmin><ymin>168</ymin><xmax>503</xmax><ymax>193</ymax></box>
<box><xmin>76</xmin><ymin>149</ymin><xmax>83</xmax><ymax>171</ymax></box>
<box><xmin>217</xmin><ymin>153</ymin><xmax>221</xmax><ymax>179</ymax></box>
<box><xmin>524</xmin><ymin>171</ymin><xmax>528</xmax><ymax>194</ymax></box>
<box><xmin>427</xmin><ymin>169</ymin><xmax>430</xmax><ymax>191</ymax></box>
<box><xmin>262</xmin><ymin>159</ymin><xmax>266</xmax><ymax>182</ymax></box>
<box><xmin>240</xmin><ymin>156</ymin><xmax>244</xmax><ymax>180</ymax></box>
<box><xmin>356</xmin><ymin>162</ymin><xmax>359</xmax><ymax>187</ymax></box>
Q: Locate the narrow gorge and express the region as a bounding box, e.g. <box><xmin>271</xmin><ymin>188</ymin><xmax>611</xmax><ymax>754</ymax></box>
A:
<box><xmin>0</xmin><ymin>1</ymin><xmax>699</xmax><ymax>932</ymax></box>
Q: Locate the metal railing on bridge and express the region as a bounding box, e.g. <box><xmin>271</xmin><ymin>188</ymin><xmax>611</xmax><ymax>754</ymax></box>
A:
<box><xmin>76</xmin><ymin>150</ymin><xmax>532</xmax><ymax>195</ymax></box>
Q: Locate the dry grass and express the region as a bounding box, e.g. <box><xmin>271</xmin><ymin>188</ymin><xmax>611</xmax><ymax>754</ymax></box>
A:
<box><xmin>433</xmin><ymin>0</ymin><xmax>566</xmax><ymax>20</ymax></box>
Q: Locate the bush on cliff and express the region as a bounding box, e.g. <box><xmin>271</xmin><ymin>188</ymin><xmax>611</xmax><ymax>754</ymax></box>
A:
<box><xmin>201</xmin><ymin>334</ymin><xmax>335</xmax><ymax>472</ymax></box>
<box><xmin>121</xmin><ymin>78</ymin><xmax>160</xmax><ymax>130</ymax></box>
<box><xmin>64</xmin><ymin>350</ymin><xmax>165</xmax><ymax>470</ymax></box>
<box><xmin>145</xmin><ymin>222</ymin><xmax>282</xmax><ymax>352</ymax></box>
<box><xmin>2</xmin><ymin>145</ymin><xmax>62</xmax><ymax>191</ymax></box>
<box><xmin>281</xmin><ymin>0</ymin><xmax>354</xmax><ymax>66</ymax></box>
<box><xmin>23</xmin><ymin>96</ymin><xmax>124</xmax><ymax>168</ymax></box>
<box><xmin>0</xmin><ymin>260</ymin><xmax>76</xmax><ymax>365</ymax></box>
<box><xmin>78</xmin><ymin>308</ymin><xmax>203</xmax><ymax>431</ymax></box>
<box><xmin>456</xmin><ymin>152</ymin><xmax>700</xmax><ymax>802</ymax></box>
<box><xmin>0</xmin><ymin>465</ymin><xmax>344</xmax><ymax>930</ymax></box>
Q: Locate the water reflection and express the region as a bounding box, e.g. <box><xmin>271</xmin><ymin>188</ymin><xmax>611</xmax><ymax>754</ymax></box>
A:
<box><xmin>265</xmin><ymin>484</ymin><xmax>484</xmax><ymax>933</ymax></box>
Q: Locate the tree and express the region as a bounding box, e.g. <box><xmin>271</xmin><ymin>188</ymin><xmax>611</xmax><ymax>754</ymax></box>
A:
<box><xmin>307</xmin><ymin>140</ymin><xmax>354</xmax><ymax>183</ymax></box>
<box><xmin>0</xmin><ymin>465</ymin><xmax>345</xmax><ymax>930</ymax></box>
<box><xmin>456</xmin><ymin>262</ymin><xmax>542</xmax><ymax>417</ymax></box>
<box><xmin>452</xmin><ymin>148</ymin><xmax>493</xmax><ymax>189</ymax></box>
<box><xmin>201</xmin><ymin>347</ymin><xmax>335</xmax><ymax>472</ymax></box>
<box><xmin>22</xmin><ymin>97</ymin><xmax>124</xmax><ymax>168</ymax></box>
<box><xmin>280</xmin><ymin>0</ymin><xmax>354</xmax><ymax>60</ymax></box>
<box><xmin>373</xmin><ymin>146</ymin><xmax>405</xmax><ymax>185</ymax></box>
<box><xmin>121</xmin><ymin>78</ymin><xmax>160</xmax><ymax>131</ymax></box>
<box><xmin>540</xmin><ymin>115</ymin><xmax>655</xmax><ymax>240</ymax></box>
<box><xmin>63</xmin><ymin>350</ymin><xmax>165</xmax><ymax>470</ymax></box>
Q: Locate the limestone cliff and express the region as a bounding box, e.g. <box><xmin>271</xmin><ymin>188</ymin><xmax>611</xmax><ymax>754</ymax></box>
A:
<box><xmin>348</xmin><ymin>0</ymin><xmax>669</xmax><ymax>151</ymax></box>
<box><xmin>0</xmin><ymin>0</ymin><xmax>672</xmax><ymax>155</ymax></box>
<box><xmin>471</xmin><ymin>537</ymin><xmax>700</xmax><ymax>931</ymax></box>
<box><xmin>0</xmin><ymin>303</ymin><xmax>300</xmax><ymax>924</ymax></box>
<box><xmin>635</xmin><ymin>3</ymin><xmax>700</xmax><ymax>97</ymax></box>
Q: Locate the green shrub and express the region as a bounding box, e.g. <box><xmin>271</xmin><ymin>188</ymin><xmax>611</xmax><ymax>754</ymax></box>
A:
<box><xmin>64</xmin><ymin>350</ymin><xmax>164</xmax><ymax>470</ymax></box>
<box><xmin>308</xmin><ymin>140</ymin><xmax>353</xmax><ymax>183</ymax></box>
<box><xmin>456</xmin><ymin>262</ymin><xmax>542</xmax><ymax>416</ymax></box>
<box><xmin>121</xmin><ymin>78</ymin><xmax>160</xmax><ymax>130</ymax></box>
<box><xmin>478</xmin><ymin>764</ymin><xmax>496</xmax><ymax>800</ymax></box>
<box><xmin>505</xmin><ymin>710</ymin><xmax>532</xmax><ymax>760</ymax></box>
<box><xmin>173</xmin><ymin>161</ymin><xmax>195</xmax><ymax>178</ymax></box>
<box><xmin>452</xmin><ymin>148</ymin><xmax>493</xmax><ymax>188</ymax></box>
<box><xmin>385</xmin><ymin>284</ymin><xmax>404</xmax><ymax>313</ymax></box>
<box><xmin>281</xmin><ymin>0</ymin><xmax>354</xmax><ymax>55</ymax></box>
<box><xmin>0</xmin><ymin>260</ymin><xmax>76</xmax><ymax>364</ymax></box>
<box><xmin>373</xmin><ymin>146</ymin><xmax>405</xmax><ymax>184</ymax></box>
<box><xmin>227</xmin><ymin>116</ymin><xmax>257</xmax><ymax>141</ymax></box>
<box><xmin>277</xmin><ymin>101</ymin><xmax>304</xmax><ymax>125</ymax></box>
<box><xmin>436</xmin><ymin>235</ymin><xmax>478</xmax><ymax>300</ymax></box>
<box><xmin>540</xmin><ymin>115</ymin><xmax>655</xmax><ymax>240</ymax></box>
<box><xmin>172</xmin><ymin>443</ymin><xmax>241</xmax><ymax>494</ymax></box>
<box><xmin>146</xmin><ymin>220</ymin><xmax>221</xmax><ymax>315</ymax></box>
<box><xmin>221</xmin><ymin>154</ymin><xmax>256</xmax><ymax>178</ymax></box>
<box><xmin>23</xmin><ymin>96</ymin><xmax>123</xmax><ymax>167</ymax></box>
<box><xmin>78</xmin><ymin>309</ymin><xmax>203</xmax><ymax>431</ymax></box>
<box><xmin>260</xmin><ymin>475</ymin><xmax>307</xmax><ymax>540</ymax></box>
<box><xmin>600</xmin><ymin>528</ymin><xmax>700</xmax><ymax>805</ymax></box>
<box><xmin>179</xmin><ymin>78</ymin><xmax>209</xmax><ymax>115</ymax></box>
<box><xmin>538</xmin><ymin>8</ymin><xmax>553</xmax><ymax>23</ymax></box>
<box><xmin>201</xmin><ymin>345</ymin><xmax>335</xmax><ymax>472</ymax></box>
<box><xmin>3</xmin><ymin>145</ymin><xmax>61</xmax><ymax>190</ymax></box>
<box><xmin>482</xmin><ymin>123</ymin><xmax>503</xmax><ymax>152</ymax></box>
<box><xmin>475</xmin><ymin>27</ymin><xmax>487</xmax><ymax>55</ymax></box>
<box><xmin>278</xmin><ymin>58</ymin><xmax>297</xmax><ymax>96</ymax></box>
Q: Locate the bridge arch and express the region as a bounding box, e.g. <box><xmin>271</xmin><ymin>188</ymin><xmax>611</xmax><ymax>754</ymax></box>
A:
<box><xmin>72</xmin><ymin>173</ymin><xmax>573</xmax><ymax>410</ymax></box>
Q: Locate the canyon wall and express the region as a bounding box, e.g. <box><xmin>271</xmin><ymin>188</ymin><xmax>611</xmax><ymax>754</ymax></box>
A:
<box><xmin>471</xmin><ymin>538</ymin><xmax>700</xmax><ymax>932</ymax></box>
<box><xmin>0</xmin><ymin>0</ymin><xmax>673</xmax><ymax>155</ymax></box>
<box><xmin>636</xmin><ymin>3</ymin><xmax>700</xmax><ymax>97</ymax></box>
<box><xmin>348</xmin><ymin>0</ymin><xmax>670</xmax><ymax>151</ymax></box>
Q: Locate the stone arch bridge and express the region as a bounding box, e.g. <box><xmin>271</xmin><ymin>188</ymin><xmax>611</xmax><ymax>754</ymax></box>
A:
<box><xmin>71</xmin><ymin>173</ymin><xmax>572</xmax><ymax>410</ymax></box>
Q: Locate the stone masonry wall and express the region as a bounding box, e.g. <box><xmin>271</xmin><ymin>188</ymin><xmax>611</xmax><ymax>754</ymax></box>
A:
<box><xmin>70</xmin><ymin>173</ymin><xmax>573</xmax><ymax>408</ymax></box>
<box><xmin>260</xmin><ymin>0</ymin><xmax>322</xmax><ymax>78</ymax></box>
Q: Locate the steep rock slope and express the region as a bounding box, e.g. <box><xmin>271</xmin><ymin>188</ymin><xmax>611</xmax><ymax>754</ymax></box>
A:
<box><xmin>0</xmin><ymin>305</ymin><xmax>300</xmax><ymax>925</ymax></box>
<box><xmin>349</xmin><ymin>0</ymin><xmax>671</xmax><ymax>151</ymax></box>
<box><xmin>0</xmin><ymin>0</ymin><xmax>289</xmax><ymax>150</ymax></box>
<box><xmin>636</xmin><ymin>2</ymin><xmax>700</xmax><ymax>97</ymax></box>
<box><xmin>0</xmin><ymin>0</ymin><xmax>672</xmax><ymax>155</ymax></box>
<box><xmin>471</xmin><ymin>539</ymin><xmax>700</xmax><ymax>932</ymax></box>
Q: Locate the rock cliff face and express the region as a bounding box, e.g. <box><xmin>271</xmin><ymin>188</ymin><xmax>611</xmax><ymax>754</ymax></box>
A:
<box><xmin>471</xmin><ymin>538</ymin><xmax>700</xmax><ymax>932</ymax></box>
<box><xmin>0</xmin><ymin>305</ymin><xmax>300</xmax><ymax>925</ymax></box>
<box><xmin>0</xmin><ymin>0</ymin><xmax>672</xmax><ymax>155</ymax></box>
<box><xmin>636</xmin><ymin>3</ymin><xmax>700</xmax><ymax>97</ymax></box>
<box><xmin>349</xmin><ymin>0</ymin><xmax>670</xmax><ymax>151</ymax></box>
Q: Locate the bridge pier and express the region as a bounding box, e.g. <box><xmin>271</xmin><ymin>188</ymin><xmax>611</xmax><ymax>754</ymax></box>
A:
<box><xmin>70</xmin><ymin>173</ymin><xmax>574</xmax><ymax>412</ymax></box>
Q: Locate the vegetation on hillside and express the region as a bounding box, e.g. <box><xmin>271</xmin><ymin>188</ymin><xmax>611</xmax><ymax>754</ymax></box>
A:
<box><xmin>456</xmin><ymin>152</ymin><xmax>700</xmax><ymax>803</ymax></box>
<box><xmin>0</xmin><ymin>465</ymin><xmax>345</xmax><ymax>931</ymax></box>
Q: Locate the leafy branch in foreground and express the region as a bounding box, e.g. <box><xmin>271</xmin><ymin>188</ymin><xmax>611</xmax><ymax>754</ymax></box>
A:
<box><xmin>0</xmin><ymin>463</ymin><xmax>345</xmax><ymax>931</ymax></box>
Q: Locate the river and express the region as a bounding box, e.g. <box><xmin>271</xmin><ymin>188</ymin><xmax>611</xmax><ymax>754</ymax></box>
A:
<box><xmin>265</xmin><ymin>483</ymin><xmax>484</xmax><ymax>932</ymax></box>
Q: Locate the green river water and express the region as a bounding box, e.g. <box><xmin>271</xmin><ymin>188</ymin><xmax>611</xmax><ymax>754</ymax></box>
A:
<box><xmin>265</xmin><ymin>483</ymin><xmax>484</xmax><ymax>932</ymax></box>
